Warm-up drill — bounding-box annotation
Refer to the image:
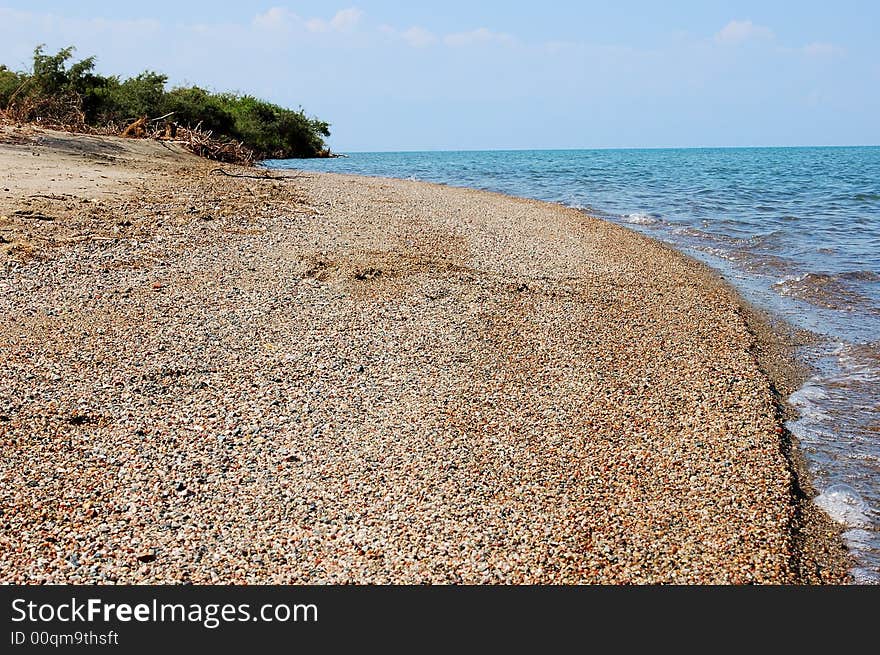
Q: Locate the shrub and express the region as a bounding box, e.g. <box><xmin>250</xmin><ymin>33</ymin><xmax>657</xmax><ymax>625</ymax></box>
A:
<box><xmin>162</xmin><ymin>86</ymin><xmax>236</xmax><ymax>136</ymax></box>
<box><xmin>0</xmin><ymin>65</ymin><xmax>25</xmax><ymax>107</ymax></box>
<box><xmin>93</xmin><ymin>72</ymin><xmax>168</xmax><ymax>125</ymax></box>
<box><xmin>2</xmin><ymin>45</ymin><xmax>331</xmax><ymax>158</ymax></box>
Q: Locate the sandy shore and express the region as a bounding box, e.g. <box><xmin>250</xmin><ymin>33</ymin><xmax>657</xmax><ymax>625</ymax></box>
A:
<box><xmin>0</xmin><ymin>126</ymin><xmax>850</xmax><ymax>583</ymax></box>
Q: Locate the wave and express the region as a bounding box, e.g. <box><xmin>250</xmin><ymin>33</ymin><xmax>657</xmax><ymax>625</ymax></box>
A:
<box><xmin>772</xmin><ymin>272</ymin><xmax>879</xmax><ymax>312</ymax></box>
<box><xmin>620</xmin><ymin>212</ymin><xmax>659</xmax><ymax>225</ymax></box>
<box><xmin>815</xmin><ymin>484</ymin><xmax>874</xmax><ymax>528</ymax></box>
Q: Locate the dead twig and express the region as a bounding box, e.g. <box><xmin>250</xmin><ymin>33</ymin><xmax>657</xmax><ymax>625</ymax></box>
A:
<box><xmin>28</xmin><ymin>193</ymin><xmax>70</xmax><ymax>201</ymax></box>
<box><xmin>209</xmin><ymin>168</ymin><xmax>281</xmax><ymax>180</ymax></box>
<box><xmin>171</xmin><ymin>125</ymin><xmax>254</xmax><ymax>165</ymax></box>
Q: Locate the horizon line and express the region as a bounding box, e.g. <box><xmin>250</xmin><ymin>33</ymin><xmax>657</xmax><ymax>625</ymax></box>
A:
<box><xmin>329</xmin><ymin>144</ymin><xmax>880</xmax><ymax>155</ymax></box>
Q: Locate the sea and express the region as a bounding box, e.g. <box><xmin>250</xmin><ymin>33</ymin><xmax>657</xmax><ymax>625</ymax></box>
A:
<box><xmin>265</xmin><ymin>147</ymin><xmax>880</xmax><ymax>583</ymax></box>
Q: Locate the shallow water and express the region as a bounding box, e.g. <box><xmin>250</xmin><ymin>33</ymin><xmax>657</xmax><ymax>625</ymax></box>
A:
<box><xmin>266</xmin><ymin>147</ymin><xmax>880</xmax><ymax>582</ymax></box>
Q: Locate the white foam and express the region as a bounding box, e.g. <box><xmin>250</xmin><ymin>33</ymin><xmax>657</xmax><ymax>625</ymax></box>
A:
<box><xmin>778</xmin><ymin>273</ymin><xmax>808</xmax><ymax>284</ymax></box>
<box><xmin>691</xmin><ymin>245</ymin><xmax>743</xmax><ymax>264</ymax></box>
<box><xmin>851</xmin><ymin>567</ymin><xmax>880</xmax><ymax>585</ymax></box>
<box><xmin>621</xmin><ymin>212</ymin><xmax>658</xmax><ymax>225</ymax></box>
<box><xmin>789</xmin><ymin>382</ymin><xmax>828</xmax><ymax>404</ymax></box>
<box><xmin>787</xmin><ymin>380</ymin><xmax>833</xmax><ymax>430</ymax></box>
<box><xmin>842</xmin><ymin>528</ymin><xmax>874</xmax><ymax>548</ymax></box>
<box><xmin>787</xmin><ymin>420</ymin><xmax>835</xmax><ymax>443</ymax></box>
<box><xmin>814</xmin><ymin>484</ymin><xmax>872</xmax><ymax>528</ymax></box>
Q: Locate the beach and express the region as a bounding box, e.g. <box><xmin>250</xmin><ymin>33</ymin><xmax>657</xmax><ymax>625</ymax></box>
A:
<box><xmin>0</xmin><ymin>126</ymin><xmax>850</xmax><ymax>583</ymax></box>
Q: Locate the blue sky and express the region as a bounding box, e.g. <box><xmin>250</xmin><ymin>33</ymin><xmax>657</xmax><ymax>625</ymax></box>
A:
<box><xmin>1</xmin><ymin>1</ymin><xmax>878</xmax><ymax>150</ymax></box>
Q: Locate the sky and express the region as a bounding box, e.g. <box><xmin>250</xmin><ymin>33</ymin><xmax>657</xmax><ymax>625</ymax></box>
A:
<box><xmin>1</xmin><ymin>1</ymin><xmax>878</xmax><ymax>151</ymax></box>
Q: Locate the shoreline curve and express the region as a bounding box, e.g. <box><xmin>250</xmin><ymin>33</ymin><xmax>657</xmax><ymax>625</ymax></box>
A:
<box><xmin>0</xmin><ymin>126</ymin><xmax>850</xmax><ymax>583</ymax></box>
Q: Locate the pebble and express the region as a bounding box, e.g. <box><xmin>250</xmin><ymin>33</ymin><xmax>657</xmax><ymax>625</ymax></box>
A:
<box><xmin>0</xmin><ymin>128</ymin><xmax>849</xmax><ymax>584</ymax></box>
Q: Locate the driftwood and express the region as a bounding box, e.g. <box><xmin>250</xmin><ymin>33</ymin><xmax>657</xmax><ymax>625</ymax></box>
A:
<box><xmin>116</xmin><ymin>114</ymin><xmax>254</xmax><ymax>164</ymax></box>
<box><xmin>120</xmin><ymin>116</ymin><xmax>147</xmax><ymax>138</ymax></box>
<box><xmin>210</xmin><ymin>168</ymin><xmax>282</xmax><ymax>180</ymax></box>
<box><xmin>1</xmin><ymin>105</ymin><xmax>256</xmax><ymax>166</ymax></box>
<box><xmin>173</xmin><ymin>126</ymin><xmax>255</xmax><ymax>165</ymax></box>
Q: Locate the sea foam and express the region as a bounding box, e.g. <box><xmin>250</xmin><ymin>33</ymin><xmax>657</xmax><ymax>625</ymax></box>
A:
<box><xmin>621</xmin><ymin>212</ymin><xmax>658</xmax><ymax>225</ymax></box>
<box><xmin>815</xmin><ymin>484</ymin><xmax>872</xmax><ymax>528</ymax></box>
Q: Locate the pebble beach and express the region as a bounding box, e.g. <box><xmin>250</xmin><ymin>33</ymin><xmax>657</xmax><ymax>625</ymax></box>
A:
<box><xmin>0</xmin><ymin>127</ymin><xmax>850</xmax><ymax>583</ymax></box>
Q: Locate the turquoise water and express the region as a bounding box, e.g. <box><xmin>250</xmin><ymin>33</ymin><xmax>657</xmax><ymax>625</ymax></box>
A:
<box><xmin>266</xmin><ymin>147</ymin><xmax>880</xmax><ymax>582</ymax></box>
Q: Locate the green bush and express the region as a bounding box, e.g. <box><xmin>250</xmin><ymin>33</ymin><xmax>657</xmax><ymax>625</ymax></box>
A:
<box><xmin>2</xmin><ymin>45</ymin><xmax>331</xmax><ymax>158</ymax></box>
<box><xmin>93</xmin><ymin>72</ymin><xmax>168</xmax><ymax>124</ymax></box>
<box><xmin>218</xmin><ymin>94</ymin><xmax>330</xmax><ymax>158</ymax></box>
<box><xmin>162</xmin><ymin>86</ymin><xmax>236</xmax><ymax>136</ymax></box>
<box><xmin>0</xmin><ymin>65</ymin><xmax>25</xmax><ymax>107</ymax></box>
